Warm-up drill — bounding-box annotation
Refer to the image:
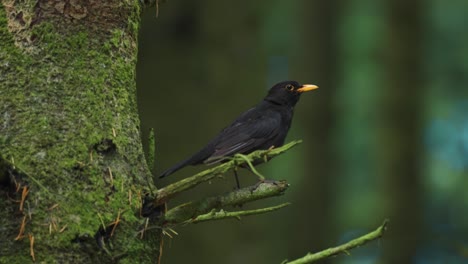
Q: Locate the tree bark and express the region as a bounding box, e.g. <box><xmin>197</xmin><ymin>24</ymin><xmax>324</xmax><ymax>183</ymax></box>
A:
<box><xmin>0</xmin><ymin>1</ymin><xmax>161</xmax><ymax>262</ymax></box>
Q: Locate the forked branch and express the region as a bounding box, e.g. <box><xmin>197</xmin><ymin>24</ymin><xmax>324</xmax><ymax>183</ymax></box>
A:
<box><xmin>154</xmin><ymin>140</ymin><xmax>302</xmax><ymax>206</ymax></box>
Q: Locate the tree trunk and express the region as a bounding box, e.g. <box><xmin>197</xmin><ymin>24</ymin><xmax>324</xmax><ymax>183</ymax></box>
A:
<box><xmin>379</xmin><ymin>0</ymin><xmax>424</xmax><ymax>262</ymax></box>
<box><xmin>292</xmin><ymin>0</ymin><xmax>340</xmax><ymax>258</ymax></box>
<box><xmin>0</xmin><ymin>1</ymin><xmax>161</xmax><ymax>262</ymax></box>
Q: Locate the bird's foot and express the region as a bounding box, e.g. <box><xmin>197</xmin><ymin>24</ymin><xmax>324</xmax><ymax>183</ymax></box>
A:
<box><xmin>262</xmin><ymin>145</ymin><xmax>275</xmax><ymax>163</ymax></box>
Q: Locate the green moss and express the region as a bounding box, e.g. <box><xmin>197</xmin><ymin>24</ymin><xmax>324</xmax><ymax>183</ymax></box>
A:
<box><xmin>0</xmin><ymin>1</ymin><xmax>158</xmax><ymax>262</ymax></box>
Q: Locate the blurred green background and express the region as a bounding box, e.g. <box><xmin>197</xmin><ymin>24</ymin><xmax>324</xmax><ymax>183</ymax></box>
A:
<box><xmin>136</xmin><ymin>0</ymin><xmax>468</xmax><ymax>263</ymax></box>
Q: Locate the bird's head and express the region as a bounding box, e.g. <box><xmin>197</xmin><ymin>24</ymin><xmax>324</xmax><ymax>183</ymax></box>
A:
<box><xmin>265</xmin><ymin>81</ymin><xmax>318</xmax><ymax>106</ymax></box>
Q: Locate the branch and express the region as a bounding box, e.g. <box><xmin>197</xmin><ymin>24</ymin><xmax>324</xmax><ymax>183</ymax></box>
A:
<box><xmin>185</xmin><ymin>203</ymin><xmax>290</xmax><ymax>224</ymax></box>
<box><xmin>161</xmin><ymin>180</ymin><xmax>289</xmax><ymax>225</ymax></box>
<box><xmin>154</xmin><ymin>140</ymin><xmax>301</xmax><ymax>206</ymax></box>
<box><xmin>283</xmin><ymin>220</ymin><xmax>389</xmax><ymax>264</ymax></box>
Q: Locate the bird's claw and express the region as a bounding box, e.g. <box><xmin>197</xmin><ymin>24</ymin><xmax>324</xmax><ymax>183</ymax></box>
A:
<box><xmin>263</xmin><ymin>145</ymin><xmax>275</xmax><ymax>163</ymax></box>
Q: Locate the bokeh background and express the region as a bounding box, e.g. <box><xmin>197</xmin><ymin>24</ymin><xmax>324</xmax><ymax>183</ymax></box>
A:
<box><xmin>136</xmin><ymin>1</ymin><xmax>468</xmax><ymax>263</ymax></box>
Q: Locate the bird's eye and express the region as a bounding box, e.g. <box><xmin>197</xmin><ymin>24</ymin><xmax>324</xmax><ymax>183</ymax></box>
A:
<box><xmin>285</xmin><ymin>84</ymin><xmax>294</xmax><ymax>91</ymax></box>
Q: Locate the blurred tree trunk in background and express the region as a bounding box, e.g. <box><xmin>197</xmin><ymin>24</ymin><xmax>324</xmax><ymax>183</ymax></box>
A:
<box><xmin>293</xmin><ymin>0</ymin><xmax>341</xmax><ymax>259</ymax></box>
<box><xmin>379</xmin><ymin>0</ymin><xmax>424</xmax><ymax>262</ymax></box>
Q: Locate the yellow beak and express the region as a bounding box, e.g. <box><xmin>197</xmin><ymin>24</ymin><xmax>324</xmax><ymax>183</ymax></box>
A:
<box><xmin>296</xmin><ymin>84</ymin><xmax>319</xmax><ymax>93</ymax></box>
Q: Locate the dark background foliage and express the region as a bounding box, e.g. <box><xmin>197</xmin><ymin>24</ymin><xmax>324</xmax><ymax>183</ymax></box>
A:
<box><xmin>136</xmin><ymin>1</ymin><xmax>468</xmax><ymax>263</ymax></box>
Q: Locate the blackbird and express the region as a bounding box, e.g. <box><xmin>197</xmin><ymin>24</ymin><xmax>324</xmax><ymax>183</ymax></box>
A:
<box><xmin>159</xmin><ymin>81</ymin><xmax>318</xmax><ymax>181</ymax></box>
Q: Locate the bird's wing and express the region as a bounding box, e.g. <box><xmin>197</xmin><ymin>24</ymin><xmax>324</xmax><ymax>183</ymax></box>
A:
<box><xmin>204</xmin><ymin>109</ymin><xmax>282</xmax><ymax>163</ymax></box>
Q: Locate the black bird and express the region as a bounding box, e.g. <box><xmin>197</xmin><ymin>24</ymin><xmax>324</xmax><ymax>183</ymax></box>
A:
<box><xmin>159</xmin><ymin>81</ymin><xmax>318</xmax><ymax>181</ymax></box>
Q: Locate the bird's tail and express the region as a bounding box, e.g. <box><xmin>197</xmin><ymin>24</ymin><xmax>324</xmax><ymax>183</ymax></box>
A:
<box><xmin>159</xmin><ymin>158</ymin><xmax>192</xmax><ymax>178</ymax></box>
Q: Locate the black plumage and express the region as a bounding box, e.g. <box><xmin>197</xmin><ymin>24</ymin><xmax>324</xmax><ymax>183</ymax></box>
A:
<box><xmin>159</xmin><ymin>81</ymin><xmax>318</xmax><ymax>178</ymax></box>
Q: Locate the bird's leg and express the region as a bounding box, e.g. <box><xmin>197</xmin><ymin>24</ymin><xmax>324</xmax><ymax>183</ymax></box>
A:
<box><xmin>233</xmin><ymin>168</ymin><xmax>241</xmax><ymax>189</ymax></box>
<box><xmin>233</xmin><ymin>168</ymin><xmax>244</xmax><ymax>207</ymax></box>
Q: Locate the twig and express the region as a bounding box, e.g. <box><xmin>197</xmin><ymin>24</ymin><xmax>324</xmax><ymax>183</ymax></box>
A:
<box><xmin>283</xmin><ymin>219</ymin><xmax>389</xmax><ymax>264</ymax></box>
<box><xmin>19</xmin><ymin>186</ymin><xmax>29</xmax><ymax>212</ymax></box>
<box><xmin>233</xmin><ymin>153</ymin><xmax>265</xmax><ymax>180</ymax></box>
<box><xmin>28</xmin><ymin>233</ymin><xmax>35</xmax><ymax>261</ymax></box>
<box><xmin>154</xmin><ymin>140</ymin><xmax>301</xmax><ymax>206</ymax></box>
<box><xmin>15</xmin><ymin>216</ymin><xmax>27</xmax><ymax>240</ymax></box>
<box><xmin>162</xmin><ymin>180</ymin><xmax>289</xmax><ymax>225</ymax></box>
<box><xmin>110</xmin><ymin>209</ymin><xmax>122</xmax><ymax>237</ymax></box>
<box><xmin>185</xmin><ymin>203</ymin><xmax>290</xmax><ymax>224</ymax></box>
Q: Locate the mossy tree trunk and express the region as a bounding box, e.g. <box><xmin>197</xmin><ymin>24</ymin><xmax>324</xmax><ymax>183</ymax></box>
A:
<box><xmin>0</xmin><ymin>1</ymin><xmax>161</xmax><ymax>263</ymax></box>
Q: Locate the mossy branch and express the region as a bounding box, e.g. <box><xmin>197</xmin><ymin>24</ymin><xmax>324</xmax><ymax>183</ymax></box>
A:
<box><xmin>185</xmin><ymin>203</ymin><xmax>290</xmax><ymax>224</ymax></box>
<box><xmin>283</xmin><ymin>219</ymin><xmax>389</xmax><ymax>264</ymax></box>
<box><xmin>154</xmin><ymin>140</ymin><xmax>301</xmax><ymax>206</ymax></box>
<box><xmin>161</xmin><ymin>180</ymin><xmax>289</xmax><ymax>225</ymax></box>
